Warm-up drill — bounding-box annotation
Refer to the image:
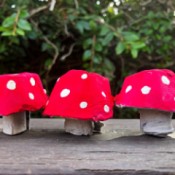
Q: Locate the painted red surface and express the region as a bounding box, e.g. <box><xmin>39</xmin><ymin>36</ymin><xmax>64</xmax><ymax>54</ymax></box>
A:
<box><xmin>0</xmin><ymin>72</ymin><xmax>48</xmax><ymax>115</ymax></box>
<box><xmin>115</xmin><ymin>69</ymin><xmax>175</xmax><ymax>112</ymax></box>
<box><xmin>43</xmin><ymin>70</ymin><xmax>114</xmax><ymax>121</ymax></box>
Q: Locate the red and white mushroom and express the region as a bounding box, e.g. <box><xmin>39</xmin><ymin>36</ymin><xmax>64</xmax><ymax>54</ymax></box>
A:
<box><xmin>0</xmin><ymin>72</ymin><xmax>48</xmax><ymax>135</ymax></box>
<box><xmin>115</xmin><ymin>69</ymin><xmax>175</xmax><ymax>137</ymax></box>
<box><xmin>43</xmin><ymin>69</ymin><xmax>114</xmax><ymax>136</ymax></box>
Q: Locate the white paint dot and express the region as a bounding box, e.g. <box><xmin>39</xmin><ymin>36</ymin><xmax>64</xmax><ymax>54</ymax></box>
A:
<box><xmin>60</xmin><ymin>89</ymin><xmax>70</xmax><ymax>98</ymax></box>
<box><xmin>125</xmin><ymin>85</ymin><xmax>132</xmax><ymax>93</ymax></box>
<box><xmin>141</xmin><ymin>86</ymin><xmax>151</xmax><ymax>95</ymax></box>
<box><xmin>30</xmin><ymin>77</ymin><xmax>35</xmax><ymax>86</ymax></box>
<box><xmin>104</xmin><ymin>105</ymin><xmax>110</xmax><ymax>113</ymax></box>
<box><xmin>102</xmin><ymin>91</ymin><xmax>106</xmax><ymax>98</ymax></box>
<box><xmin>161</xmin><ymin>75</ymin><xmax>170</xmax><ymax>85</ymax></box>
<box><xmin>6</xmin><ymin>80</ymin><xmax>16</xmax><ymax>90</ymax></box>
<box><xmin>29</xmin><ymin>92</ymin><xmax>34</xmax><ymax>100</ymax></box>
<box><xmin>80</xmin><ymin>101</ymin><xmax>88</xmax><ymax>109</ymax></box>
<box><xmin>81</xmin><ymin>73</ymin><xmax>88</xmax><ymax>79</ymax></box>
<box><xmin>43</xmin><ymin>89</ymin><xmax>47</xmax><ymax>94</ymax></box>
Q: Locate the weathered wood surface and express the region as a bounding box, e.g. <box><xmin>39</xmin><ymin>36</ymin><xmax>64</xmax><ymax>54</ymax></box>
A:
<box><xmin>0</xmin><ymin>119</ymin><xmax>175</xmax><ymax>175</ymax></box>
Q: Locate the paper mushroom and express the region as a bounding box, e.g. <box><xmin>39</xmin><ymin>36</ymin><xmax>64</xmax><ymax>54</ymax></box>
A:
<box><xmin>43</xmin><ymin>69</ymin><xmax>114</xmax><ymax>136</ymax></box>
<box><xmin>0</xmin><ymin>72</ymin><xmax>48</xmax><ymax>135</ymax></box>
<box><xmin>115</xmin><ymin>69</ymin><xmax>175</xmax><ymax>137</ymax></box>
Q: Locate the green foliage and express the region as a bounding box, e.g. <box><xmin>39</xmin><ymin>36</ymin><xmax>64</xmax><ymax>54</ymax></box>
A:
<box><xmin>0</xmin><ymin>9</ymin><xmax>31</xmax><ymax>36</ymax></box>
<box><xmin>115</xmin><ymin>31</ymin><xmax>146</xmax><ymax>58</ymax></box>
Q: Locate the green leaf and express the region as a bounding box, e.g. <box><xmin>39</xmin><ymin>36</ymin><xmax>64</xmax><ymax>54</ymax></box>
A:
<box><xmin>44</xmin><ymin>59</ymin><xmax>52</xmax><ymax>69</ymax></box>
<box><xmin>83</xmin><ymin>38</ymin><xmax>93</xmax><ymax>49</ymax></box>
<box><xmin>95</xmin><ymin>43</ymin><xmax>103</xmax><ymax>51</ymax></box>
<box><xmin>17</xmin><ymin>19</ymin><xmax>31</xmax><ymax>31</ymax></box>
<box><xmin>27</xmin><ymin>30</ymin><xmax>38</xmax><ymax>40</ymax></box>
<box><xmin>102</xmin><ymin>32</ymin><xmax>114</xmax><ymax>46</ymax></box>
<box><xmin>131</xmin><ymin>49</ymin><xmax>138</xmax><ymax>58</ymax></box>
<box><xmin>16</xmin><ymin>28</ymin><xmax>25</xmax><ymax>36</ymax></box>
<box><xmin>93</xmin><ymin>55</ymin><xmax>102</xmax><ymax>64</ymax></box>
<box><xmin>132</xmin><ymin>42</ymin><xmax>146</xmax><ymax>49</ymax></box>
<box><xmin>2</xmin><ymin>14</ymin><xmax>16</xmax><ymax>28</ymax></box>
<box><xmin>0</xmin><ymin>26</ymin><xmax>8</xmax><ymax>32</ymax></box>
<box><xmin>76</xmin><ymin>20</ymin><xmax>90</xmax><ymax>34</ymax></box>
<box><xmin>123</xmin><ymin>32</ymin><xmax>139</xmax><ymax>41</ymax></box>
<box><xmin>42</xmin><ymin>43</ymin><xmax>51</xmax><ymax>52</ymax></box>
<box><xmin>1</xmin><ymin>30</ymin><xmax>14</xmax><ymax>36</ymax></box>
<box><xmin>89</xmin><ymin>20</ymin><xmax>97</xmax><ymax>30</ymax></box>
<box><xmin>19</xmin><ymin>10</ymin><xmax>29</xmax><ymax>18</ymax></box>
<box><xmin>100</xmin><ymin>26</ymin><xmax>110</xmax><ymax>36</ymax></box>
<box><xmin>83</xmin><ymin>50</ymin><xmax>91</xmax><ymax>61</ymax></box>
<box><xmin>115</xmin><ymin>42</ymin><xmax>125</xmax><ymax>55</ymax></box>
<box><xmin>163</xmin><ymin>36</ymin><xmax>172</xmax><ymax>42</ymax></box>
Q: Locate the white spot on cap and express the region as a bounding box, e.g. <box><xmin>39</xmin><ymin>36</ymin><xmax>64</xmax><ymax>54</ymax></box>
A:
<box><xmin>125</xmin><ymin>85</ymin><xmax>132</xmax><ymax>93</ymax></box>
<box><xmin>7</xmin><ymin>80</ymin><xmax>16</xmax><ymax>90</ymax></box>
<box><xmin>161</xmin><ymin>75</ymin><xmax>170</xmax><ymax>85</ymax></box>
<box><xmin>60</xmin><ymin>89</ymin><xmax>70</xmax><ymax>98</ymax></box>
<box><xmin>141</xmin><ymin>86</ymin><xmax>151</xmax><ymax>95</ymax></box>
<box><xmin>80</xmin><ymin>101</ymin><xmax>88</xmax><ymax>109</ymax></box>
<box><xmin>57</xmin><ymin>78</ymin><xmax>60</xmax><ymax>82</ymax></box>
<box><xmin>104</xmin><ymin>105</ymin><xmax>110</xmax><ymax>113</ymax></box>
<box><xmin>102</xmin><ymin>91</ymin><xmax>106</xmax><ymax>98</ymax></box>
<box><xmin>30</xmin><ymin>77</ymin><xmax>35</xmax><ymax>86</ymax></box>
<box><xmin>81</xmin><ymin>73</ymin><xmax>88</xmax><ymax>79</ymax></box>
<box><xmin>29</xmin><ymin>92</ymin><xmax>34</xmax><ymax>100</ymax></box>
<box><xmin>43</xmin><ymin>89</ymin><xmax>47</xmax><ymax>94</ymax></box>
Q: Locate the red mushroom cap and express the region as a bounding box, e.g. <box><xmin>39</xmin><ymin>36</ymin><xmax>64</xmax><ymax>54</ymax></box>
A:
<box><xmin>115</xmin><ymin>69</ymin><xmax>175</xmax><ymax>112</ymax></box>
<box><xmin>43</xmin><ymin>70</ymin><xmax>114</xmax><ymax>121</ymax></box>
<box><xmin>0</xmin><ymin>72</ymin><xmax>48</xmax><ymax>115</ymax></box>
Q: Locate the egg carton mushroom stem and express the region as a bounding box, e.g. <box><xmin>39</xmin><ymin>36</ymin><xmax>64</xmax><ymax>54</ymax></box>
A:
<box><xmin>64</xmin><ymin>119</ymin><xmax>93</xmax><ymax>136</ymax></box>
<box><xmin>2</xmin><ymin>111</ymin><xmax>31</xmax><ymax>135</ymax></box>
<box><xmin>139</xmin><ymin>109</ymin><xmax>174</xmax><ymax>137</ymax></box>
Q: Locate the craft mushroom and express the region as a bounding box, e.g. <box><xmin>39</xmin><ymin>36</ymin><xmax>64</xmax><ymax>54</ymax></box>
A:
<box><xmin>0</xmin><ymin>72</ymin><xmax>48</xmax><ymax>135</ymax></box>
<box><xmin>43</xmin><ymin>69</ymin><xmax>114</xmax><ymax>136</ymax></box>
<box><xmin>115</xmin><ymin>69</ymin><xmax>175</xmax><ymax>137</ymax></box>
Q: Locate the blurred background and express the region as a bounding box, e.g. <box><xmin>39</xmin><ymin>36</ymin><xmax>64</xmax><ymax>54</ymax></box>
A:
<box><xmin>0</xmin><ymin>0</ymin><xmax>175</xmax><ymax>118</ymax></box>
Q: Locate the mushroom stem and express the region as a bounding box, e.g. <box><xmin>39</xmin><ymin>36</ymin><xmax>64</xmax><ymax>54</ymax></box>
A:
<box><xmin>3</xmin><ymin>111</ymin><xmax>29</xmax><ymax>135</ymax></box>
<box><xmin>64</xmin><ymin>119</ymin><xmax>93</xmax><ymax>136</ymax></box>
<box><xmin>139</xmin><ymin>109</ymin><xmax>174</xmax><ymax>137</ymax></box>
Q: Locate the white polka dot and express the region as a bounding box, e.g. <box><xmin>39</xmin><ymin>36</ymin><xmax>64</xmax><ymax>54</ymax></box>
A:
<box><xmin>161</xmin><ymin>75</ymin><xmax>170</xmax><ymax>85</ymax></box>
<box><xmin>80</xmin><ymin>101</ymin><xmax>88</xmax><ymax>109</ymax></box>
<box><xmin>125</xmin><ymin>85</ymin><xmax>132</xmax><ymax>93</ymax></box>
<box><xmin>43</xmin><ymin>89</ymin><xmax>47</xmax><ymax>94</ymax></box>
<box><xmin>104</xmin><ymin>105</ymin><xmax>110</xmax><ymax>113</ymax></box>
<box><xmin>29</xmin><ymin>92</ymin><xmax>34</xmax><ymax>100</ymax></box>
<box><xmin>81</xmin><ymin>73</ymin><xmax>88</xmax><ymax>79</ymax></box>
<box><xmin>57</xmin><ymin>78</ymin><xmax>60</xmax><ymax>82</ymax></box>
<box><xmin>141</xmin><ymin>86</ymin><xmax>151</xmax><ymax>95</ymax></box>
<box><xmin>30</xmin><ymin>77</ymin><xmax>35</xmax><ymax>86</ymax></box>
<box><xmin>6</xmin><ymin>80</ymin><xmax>16</xmax><ymax>90</ymax></box>
<box><xmin>102</xmin><ymin>91</ymin><xmax>106</xmax><ymax>98</ymax></box>
<box><xmin>60</xmin><ymin>89</ymin><xmax>70</xmax><ymax>98</ymax></box>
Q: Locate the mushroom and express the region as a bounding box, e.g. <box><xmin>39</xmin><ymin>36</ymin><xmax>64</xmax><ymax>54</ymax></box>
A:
<box><xmin>0</xmin><ymin>72</ymin><xmax>48</xmax><ymax>135</ymax></box>
<box><xmin>43</xmin><ymin>69</ymin><xmax>114</xmax><ymax>136</ymax></box>
<box><xmin>115</xmin><ymin>69</ymin><xmax>175</xmax><ymax>137</ymax></box>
